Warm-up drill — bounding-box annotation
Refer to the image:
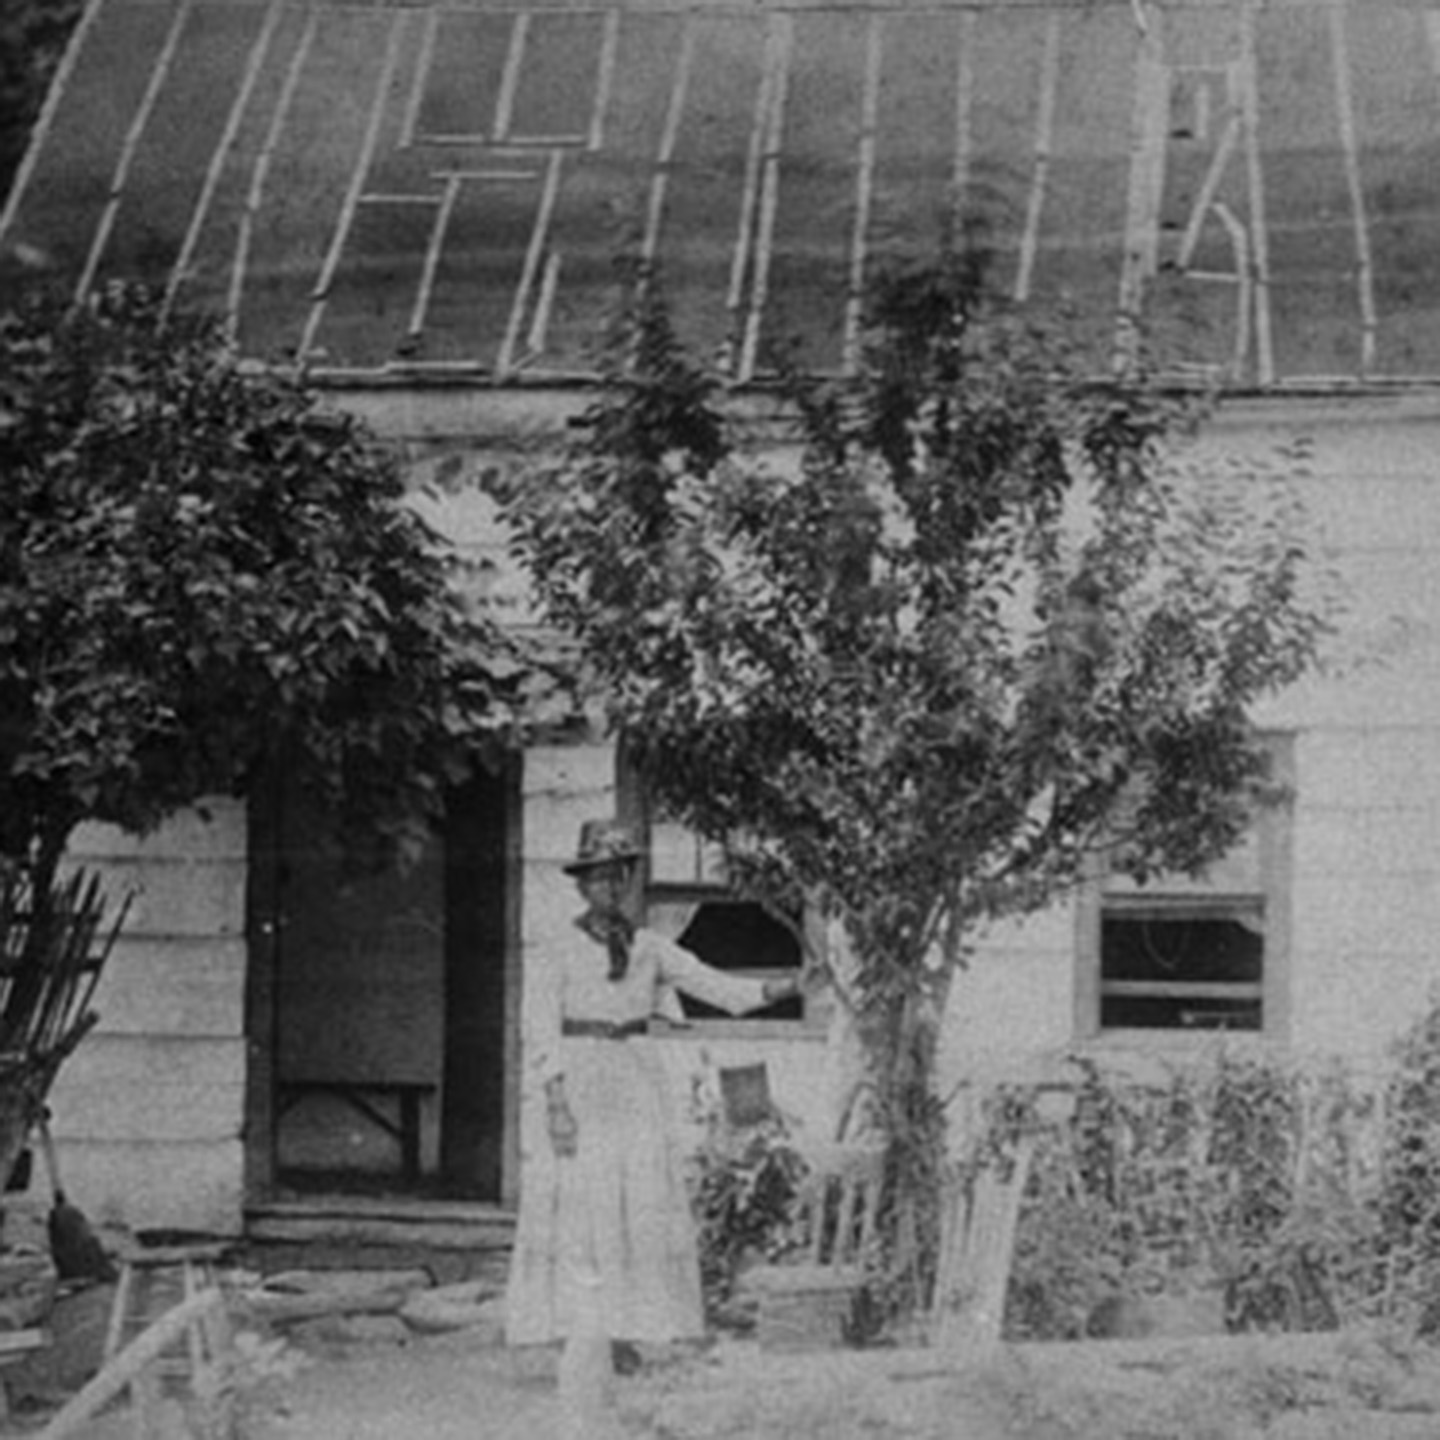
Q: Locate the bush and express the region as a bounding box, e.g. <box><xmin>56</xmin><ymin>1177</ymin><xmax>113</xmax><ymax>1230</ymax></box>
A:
<box><xmin>995</xmin><ymin>1021</ymin><xmax>1440</xmax><ymax>1342</ymax></box>
<box><xmin>689</xmin><ymin>1117</ymin><xmax>809</xmax><ymax>1327</ymax></box>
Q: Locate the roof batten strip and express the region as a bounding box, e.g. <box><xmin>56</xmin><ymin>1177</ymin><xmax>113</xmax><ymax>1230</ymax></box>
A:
<box><xmin>1175</xmin><ymin>112</ymin><xmax>1241</xmax><ymax>270</ymax></box>
<box><xmin>1212</xmin><ymin>202</ymin><xmax>1252</xmax><ymax>376</ymax></box>
<box><xmin>230</xmin><ymin>5</ymin><xmax>317</xmax><ymax>335</ymax></box>
<box><xmin>725</xmin><ymin>18</ymin><xmax>777</xmax><ymax>369</ymax></box>
<box><xmin>74</xmin><ymin>0</ymin><xmax>195</xmax><ymax>305</ymax></box>
<box><xmin>428</xmin><ymin>169</ymin><xmax>538</xmax><ymax>181</ymax></box>
<box><xmin>1014</xmin><ymin>7</ymin><xmax>1060</xmax><ymax>302</ymax></box>
<box><xmin>642</xmin><ymin>14</ymin><xmax>699</xmax><ymax>267</ymax></box>
<box><xmin>494</xmin><ymin>12</ymin><xmax>529</xmax><ymax>142</ymax></box>
<box><xmin>0</xmin><ymin>0</ymin><xmax>107</xmax><ymax>249</ymax></box>
<box><xmin>589</xmin><ymin>9</ymin><xmax>620</xmax><ymax>151</ymax></box>
<box><xmin>410</xmin><ymin>174</ymin><xmax>461</xmax><ymax>336</ymax></box>
<box><xmin>164</xmin><ymin>0</ymin><xmax>285</xmax><ymax>322</ymax></box>
<box><xmin>740</xmin><ymin>12</ymin><xmax>794</xmax><ymax>380</ymax></box>
<box><xmin>528</xmin><ymin>249</ymin><xmax>562</xmax><ymax>355</ymax></box>
<box><xmin>1327</xmin><ymin>0</ymin><xmax>1376</xmax><ymax>375</ymax></box>
<box><xmin>844</xmin><ymin>10</ymin><xmax>883</xmax><ymax>373</ymax></box>
<box><xmin>499</xmin><ymin>148</ymin><xmax>564</xmax><ymax>376</ymax></box>
<box><xmin>1238</xmin><ymin>1</ymin><xmax>1273</xmax><ymax>386</ymax></box>
<box><xmin>1115</xmin><ymin>25</ymin><xmax>1166</xmax><ymax>368</ymax></box>
<box><xmin>301</xmin><ymin>9</ymin><xmax>410</xmax><ymax>358</ymax></box>
<box><xmin>401</xmin><ymin>7</ymin><xmax>439</xmax><ymax>148</ymax></box>
<box><xmin>951</xmin><ymin>8</ymin><xmax>975</xmax><ymax>218</ymax></box>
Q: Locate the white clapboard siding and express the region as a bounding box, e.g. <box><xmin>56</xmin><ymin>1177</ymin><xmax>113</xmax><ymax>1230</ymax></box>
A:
<box><xmin>16</xmin><ymin>1139</ymin><xmax>246</xmax><ymax>1236</ymax></box>
<box><xmin>38</xmin><ymin>799</ymin><xmax>251</xmax><ymax>1235</ymax></box>
<box><xmin>90</xmin><ymin>937</ymin><xmax>247</xmax><ymax>1038</ymax></box>
<box><xmin>47</xmin><ymin>1036</ymin><xmax>245</xmax><ymax>1144</ymax></box>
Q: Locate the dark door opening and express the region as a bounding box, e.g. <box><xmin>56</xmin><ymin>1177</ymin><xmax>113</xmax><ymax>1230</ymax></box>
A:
<box><xmin>253</xmin><ymin>765</ymin><xmax>513</xmax><ymax>1202</ymax></box>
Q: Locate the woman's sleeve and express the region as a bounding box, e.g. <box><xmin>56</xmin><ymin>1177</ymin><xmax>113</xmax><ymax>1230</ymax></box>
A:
<box><xmin>645</xmin><ymin>930</ymin><xmax>772</xmax><ymax>1016</ymax></box>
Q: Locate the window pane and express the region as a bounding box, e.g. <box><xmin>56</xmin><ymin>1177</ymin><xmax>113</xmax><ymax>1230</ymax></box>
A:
<box><xmin>675</xmin><ymin>901</ymin><xmax>802</xmax><ymax>1021</ymax></box>
<box><xmin>1100</xmin><ymin>912</ymin><xmax>1263</xmax><ymax>1031</ymax></box>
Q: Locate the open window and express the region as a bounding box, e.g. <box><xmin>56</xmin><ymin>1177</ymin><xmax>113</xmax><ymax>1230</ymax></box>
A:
<box><xmin>643</xmin><ymin>817</ymin><xmax>808</xmax><ymax>1028</ymax></box>
<box><xmin>1075</xmin><ymin>734</ymin><xmax>1293</xmax><ymax>1041</ymax></box>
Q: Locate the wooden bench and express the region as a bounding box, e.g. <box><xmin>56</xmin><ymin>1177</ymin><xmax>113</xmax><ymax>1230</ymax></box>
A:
<box><xmin>277</xmin><ymin>1080</ymin><xmax>436</xmax><ymax>1182</ymax></box>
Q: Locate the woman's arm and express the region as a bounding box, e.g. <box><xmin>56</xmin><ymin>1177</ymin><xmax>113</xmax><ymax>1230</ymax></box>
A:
<box><xmin>649</xmin><ymin>931</ymin><xmax>800</xmax><ymax>1016</ymax></box>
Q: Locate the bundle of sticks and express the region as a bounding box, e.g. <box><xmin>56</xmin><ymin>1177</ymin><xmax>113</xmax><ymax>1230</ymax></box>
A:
<box><xmin>0</xmin><ymin>866</ymin><xmax>130</xmax><ymax>1281</ymax></box>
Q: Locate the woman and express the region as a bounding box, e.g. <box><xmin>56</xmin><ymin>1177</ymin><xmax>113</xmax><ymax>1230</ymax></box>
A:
<box><xmin>505</xmin><ymin>818</ymin><xmax>800</xmax><ymax>1367</ymax></box>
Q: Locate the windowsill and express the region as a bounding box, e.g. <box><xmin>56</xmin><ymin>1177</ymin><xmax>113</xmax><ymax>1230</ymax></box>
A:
<box><xmin>649</xmin><ymin>1018</ymin><xmax>826</xmax><ymax>1041</ymax></box>
<box><xmin>1077</xmin><ymin>1027</ymin><xmax>1285</xmax><ymax>1056</ymax></box>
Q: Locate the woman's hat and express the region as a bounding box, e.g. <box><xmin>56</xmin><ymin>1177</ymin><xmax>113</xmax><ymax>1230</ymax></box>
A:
<box><xmin>563</xmin><ymin>819</ymin><xmax>644</xmax><ymax>875</ymax></box>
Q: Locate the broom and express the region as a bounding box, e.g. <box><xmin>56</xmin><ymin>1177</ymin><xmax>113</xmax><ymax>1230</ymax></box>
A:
<box><xmin>35</xmin><ymin>1108</ymin><xmax>116</xmax><ymax>1284</ymax></box>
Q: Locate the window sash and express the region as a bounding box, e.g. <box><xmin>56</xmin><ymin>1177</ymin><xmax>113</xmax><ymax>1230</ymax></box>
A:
<box><xmin>1075</xmin><ymin>732</ymin><xmax>1294</xmax><ymax>1041</ymax></box>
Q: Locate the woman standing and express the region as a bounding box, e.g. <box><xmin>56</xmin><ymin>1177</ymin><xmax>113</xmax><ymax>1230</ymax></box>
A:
<box><xmin>505</xmin><ymin>819</ymin><xmax>800</xmax><ymax>1388</ymax></box>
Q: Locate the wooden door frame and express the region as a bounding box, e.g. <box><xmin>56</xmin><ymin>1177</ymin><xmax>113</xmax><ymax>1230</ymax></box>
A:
<box><xmin>242</xmin><ymin>764</ymin><xmax>523</xmax><ymax>1205</ymax></box>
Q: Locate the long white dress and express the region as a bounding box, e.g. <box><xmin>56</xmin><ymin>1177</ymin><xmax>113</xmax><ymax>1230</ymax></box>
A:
<box><xmin>504</xmin><ymin>925</ymin><xmax>771</xmax><ymax>1345</ymax></box>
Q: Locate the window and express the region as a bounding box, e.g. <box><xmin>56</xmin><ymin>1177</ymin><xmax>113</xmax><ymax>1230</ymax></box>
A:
<box><xmin>644</xmin><ymin>817</ymin><xmax>805</xmax><ymax>1024</ymax></box>
<box><xmin>1076</xmin><ymin>735</ymin><xmax>1293</xmax><ymax>1040</ymax></box>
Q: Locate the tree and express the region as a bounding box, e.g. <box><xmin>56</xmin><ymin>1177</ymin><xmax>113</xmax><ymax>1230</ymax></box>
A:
<box><xmin>0</xmin><ymin>0</ymin><xmax>81</xmax><ymax>203</ymax></box>
<box><xmin>0</xmin><ymin>284</ymin><xmax>551</xmax><ymax>1180</ymax></box>
<box><xmin>499</xmin><ymin>257</ymin><xmax>1337</xmax><ymax>1307</ymax></box>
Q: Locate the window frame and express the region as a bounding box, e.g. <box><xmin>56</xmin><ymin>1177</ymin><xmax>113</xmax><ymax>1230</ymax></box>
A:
<box><xmin>1073</xmin><ymin>733</ymin><xmax>1294</xmax><ymax>1047</ymax></box>
<box><xmin>617</xmin><ymin>756</ymin><xmax>823</xmax><ymax>1038</ymax></box>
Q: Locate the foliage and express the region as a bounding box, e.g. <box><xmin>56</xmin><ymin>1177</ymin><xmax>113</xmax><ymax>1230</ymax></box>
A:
<box><xmin>499</xmin><ymin>252</ymin><xmax>1336</xmax><ymax>1310</ymax></box>
<box><xmin>688</xmin><ymin>1114</ymin><xmax>809</xmax><ymax>1326</ymax></box>
<box><xmin>0</xmin><ymin>284</ymin><xmax>550</xmax><ymax>889</ymax></box>
<box><xmin>0</xmin><ymin>0</ymin><xmax>81</xmax><ymax>204</ymax></box>
<box><xmin>996</xmin><ymin>1011</ymin><xmax>1440</xmax><ymax>1344</ymax></box>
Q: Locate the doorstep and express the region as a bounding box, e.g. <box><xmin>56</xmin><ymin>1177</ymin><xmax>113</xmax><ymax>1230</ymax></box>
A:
<box><xmin>243</xmin><ymin>1195</ymin><xmax>516</xmax><ymax>1282</ymax></box>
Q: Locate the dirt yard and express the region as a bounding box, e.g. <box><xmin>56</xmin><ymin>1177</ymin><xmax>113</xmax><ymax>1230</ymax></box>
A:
<box><xmin>12</xmin><ymin>1274</ymin><xmax>1440</xmax><ymax>1439</ymax></box>
<box><xmin>236</xmin><ymin>1321</ymin><xmax>1440</xmax><ymax>1440</ymax></box>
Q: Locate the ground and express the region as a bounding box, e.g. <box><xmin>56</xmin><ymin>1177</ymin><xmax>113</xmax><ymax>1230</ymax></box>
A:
<box><xmin>226</xmin><ymin>1320</ymin><xmax>1440</xmax><ymax>1440</ymax></box>
<box><xmin>12</xmin><ymin>1269</ymin><xmax>1440</xmax><ymax>1438</ymax></box>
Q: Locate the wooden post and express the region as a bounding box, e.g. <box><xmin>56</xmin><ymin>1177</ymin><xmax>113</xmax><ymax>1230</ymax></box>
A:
<box><xmin>38</xmin><ymin>1289</ymin><xmax>223</xmax><ymax>1440</ymax></box>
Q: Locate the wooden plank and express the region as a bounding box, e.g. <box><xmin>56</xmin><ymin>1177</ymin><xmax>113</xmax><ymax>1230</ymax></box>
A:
<box><xmin>401</xmin><ymin>7</ymin><xmax>439</xmax><ymax>149</ymax></box>
<box><xmin>92</xmin><ymin>937</ymin><xmax>246</xmax><ymax>1039</ymax></box>
<box><xmin>65</xmin><ymin>855</ymin><xmax>246</xmax><ymax>940</ymax></box>
<box><xmin>589</xmin><ymin>9</ymin><xmax>620</xmax><ymax>152</ymax></box>
<box><xmin>642</xmin><ymin>15</ymin><xmax>698</xmax><ymax>271</ymax></box>
<box><xmin>952</xmin><ymin>9</ymin><xmax>976</xmax><ymax>217</ymax></box>
<box><xmin>498</xmin><ymin>149</ymin><xmax>564</xmax><ymax>376</ymax></box>
<box><xmin>843</xmin><ymin>13</ymin><xmax>883</xmax><ymax>373</ymax></box>
<box><xmin>493</xmin><ymin>12</ymin><xmax>529</xmax><ymax>143</ymax></box>
<box><xmin>164</xmin><ymin>0</ymin><xmax>284</xmax><ymax>321</ymax></box>
<box><xmin>739</xmin><ymin>13</ymin><xmax>793</xmax><ymax>382</ymax></box>
<box><xmin>75</xmin><ymin>0</ymin><xmax>195</xmax><ymax>304</ymax></box>
<box><xmin>725</xmin><ymin>20</ymin><xmax>775</xmax><ymax>368</ymax></box>
<box><xmin>1238</xmin><ymin>2</ymin><xmax>1274</xmax><ymax>385</ymax></box>
<box><xmin>1327</xmin><ymin>0</ymin><xmax>1376</xmax><ymax>375</ymax></box>
<box><xmin>229</xmin><ymin>4</ymin><xmax>318</xmax><ymax>335</ymax></box>
<box><xmin>409</xmin><ymin>178</ymin><xmax>460</xmax><ymax>338</ymax></box>
<box><xmin>49</xmin><ymin>1036</ymin><xmax>246</xmax><ymax>1143</ymax></box>
<box><xmin>301</xmin><ymin>9</ymin><xmax>410</xmax><ymax>358</ymax></box>
<box><xmin>243</xmin><ymin>1212</ymin><xmax>511</xmax><ymax>1252</ymax></box>
<box><xmin>1115</xmin><ymin>26</ymin><xmax>1168</xmax><ymax>364</ymax></box>
<box><xmin>1014</xmin><ymin>10</ymin><xmax>1060</xmax><ymax>303</ymax></box>
<box><xmin>69</xmin><ymin>799</ymin><xmax>245</xmax><ymax>865</ymax></box>
<box><xmin>38</xmin><ymin>1290</ymin><xmax>222</xmax><ymax>1440</ymax></box>
<box><xmin>0</xmin><ymin>0</ymin><xmax>107</xmax><ymax>246</ymax></box>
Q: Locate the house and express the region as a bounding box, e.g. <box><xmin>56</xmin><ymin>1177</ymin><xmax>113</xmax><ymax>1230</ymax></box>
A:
<box><xmin>3</xmin><ymin>0</ymin><xmax>1440</xmax><ymax>1243</ymax></box>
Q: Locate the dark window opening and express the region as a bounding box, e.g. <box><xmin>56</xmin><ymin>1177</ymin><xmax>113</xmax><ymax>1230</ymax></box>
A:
<box><xmin>1100</xmin><ymin>909</ymin><xmax>1263</xmax><ymax>1032</ymax></box>
<box><xmin>673</xmin><ymin>901</ymin><xmax>802</xmax><ymax>1021</ymax></box>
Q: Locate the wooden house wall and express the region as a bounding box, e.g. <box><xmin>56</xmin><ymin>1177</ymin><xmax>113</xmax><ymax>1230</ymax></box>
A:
<box><xmin>31</xmin><ymin>391</ymin><xmax>1440</xmax><ymax>1236</ymax></box>
<box><xmin>44</xmin><ymin>801</ymin><xmax>249</xmax><ymax>1236</ymax></box>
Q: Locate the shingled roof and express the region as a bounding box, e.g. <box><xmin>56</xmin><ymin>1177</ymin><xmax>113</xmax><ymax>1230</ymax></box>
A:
<box><xmin>4</xmin><ymin>0</ymin><xmax>1440</xmax><ymax>387</ymax></box>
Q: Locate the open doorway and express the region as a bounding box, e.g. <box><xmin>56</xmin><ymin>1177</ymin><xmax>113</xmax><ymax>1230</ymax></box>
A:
<box><xmin>246</xmin><ymin>763</ymin><xmax>515</xmax><ymax>1204</ymax></box>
